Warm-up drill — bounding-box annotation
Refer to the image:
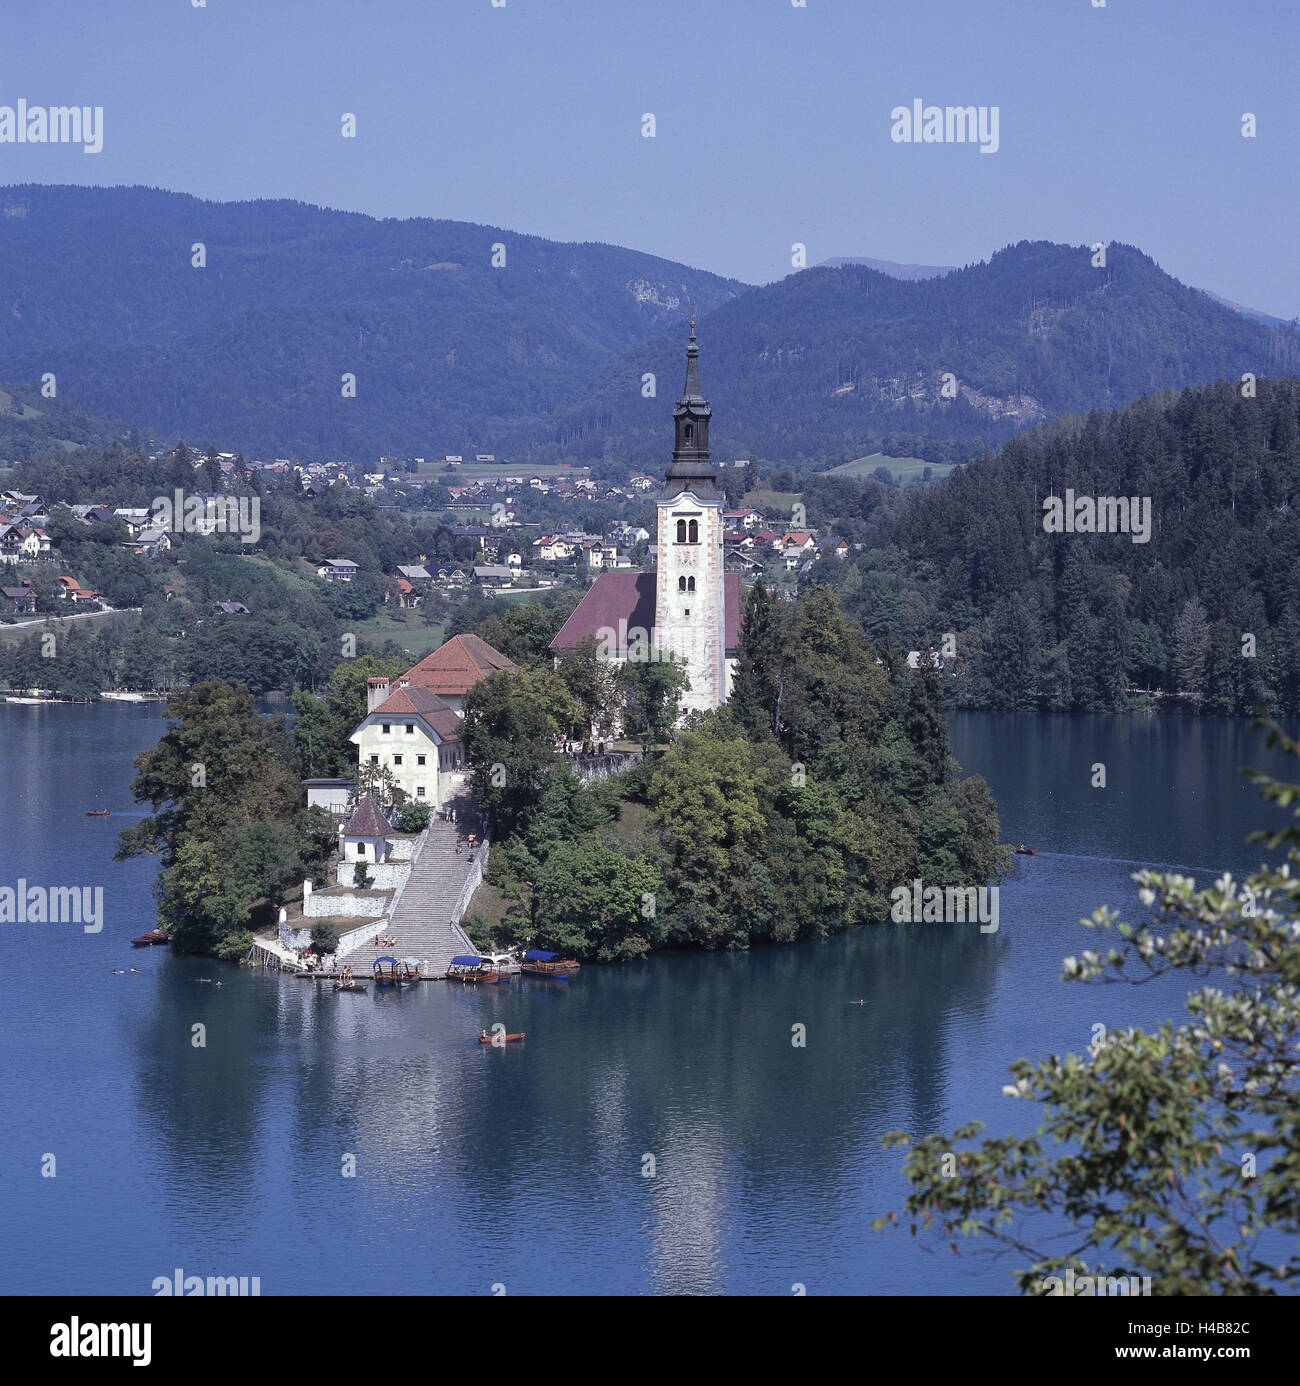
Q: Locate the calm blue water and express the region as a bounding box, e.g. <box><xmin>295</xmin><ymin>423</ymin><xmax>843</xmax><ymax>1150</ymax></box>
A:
<box><xmin>1</xmin><ymin>704</ymin><xmax>1290</xmax><ymax>1295</ymax></box>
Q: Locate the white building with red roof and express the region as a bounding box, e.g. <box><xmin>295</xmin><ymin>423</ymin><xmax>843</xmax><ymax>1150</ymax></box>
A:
<box><xmin>348</xmin><ymin>633</ymin><xmax>518</xmax><ymax>806</ymax></box>
<box><xmin>349</xmin><ymin>683</ymin><xmax>465</xmax><ymax>810</ymax></box>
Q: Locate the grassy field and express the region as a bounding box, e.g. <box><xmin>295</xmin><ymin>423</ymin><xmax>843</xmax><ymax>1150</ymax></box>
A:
<box><xmin>742</xmin><ymin>488</ymin><xmax>802</xmax><ymax>514</ymax></box>
<box><xmin>823</xmin><ymin>453</ymin><xmax>955</xmax><ymax>483</ymax></box>
<box><xmin>353</xmin><ymin>612</ymin><xmax>446</xmax><ymax>658</ymax></box>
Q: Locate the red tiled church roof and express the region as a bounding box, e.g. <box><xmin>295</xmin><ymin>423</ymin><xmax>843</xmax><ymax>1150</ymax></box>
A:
<box><xmin>549</xmin><ymin>571</ymin><xmax>742</xmax><ymax>654</ymax></box>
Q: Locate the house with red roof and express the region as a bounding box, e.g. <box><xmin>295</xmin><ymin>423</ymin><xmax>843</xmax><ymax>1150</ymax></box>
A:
<box><xmin>397</xmin><ymin>633</ymin><xmax>517</xmax><ymax>714</ymax></box>
<box><xmin>347</xmin><ymin>633</ymin><xmax>518</xmax><ymax>807</ymax></box>
<box><xmin>349</xmin><ymin>682</ymin><xmax>465</xmax><ymax>811</ymax></box>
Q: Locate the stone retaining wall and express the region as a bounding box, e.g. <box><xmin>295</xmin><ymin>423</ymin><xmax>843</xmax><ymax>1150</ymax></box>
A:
<box><xmin>336</xmin><ymin>860</ymin><xmax>410</xmax><ymax>891</ymax></box>
<box><xmin>303</xmin><ymin>887</ymin><xmax>390</xmax><ymax>920</ymax></box>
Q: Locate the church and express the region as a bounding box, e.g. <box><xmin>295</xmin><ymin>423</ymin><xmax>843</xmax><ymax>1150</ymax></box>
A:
<box><xmin>549</xmin><ymin>324</ymin><xmax>741</xmax><ymax>713</ymax></box>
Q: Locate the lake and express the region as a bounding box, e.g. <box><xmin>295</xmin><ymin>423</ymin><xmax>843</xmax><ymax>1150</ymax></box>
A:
<box><xmin>1</xmin><ymin>703</ymin><xmax>1290</xmax><ymax>1295</ymax></box>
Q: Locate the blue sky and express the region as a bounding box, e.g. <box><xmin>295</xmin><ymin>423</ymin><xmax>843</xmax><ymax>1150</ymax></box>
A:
<box><xmin>3</xmin><ymin>0</ymin><xmax>1297</xmax><ymax>313</ymax></box>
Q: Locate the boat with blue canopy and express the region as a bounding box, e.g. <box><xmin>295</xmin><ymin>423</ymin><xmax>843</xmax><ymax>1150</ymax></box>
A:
<box><xmin>520</xmin><ymin>949</ymin><xmax>580</xmax><ymax>979</ymax></box>
<box><xmin>444</xmin><ymin>955</ymin><xmax>501</xmax><ymax>984</ymax></box>
<box><xmin>372</xmin><ymin>956</ymin><xmax>401</xmax><ymax>988</ymax></box>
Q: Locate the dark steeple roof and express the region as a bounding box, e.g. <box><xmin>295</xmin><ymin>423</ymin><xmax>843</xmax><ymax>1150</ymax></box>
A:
<box><xmin>343</xmin><ymin>793</ymin><xmax>391</xmax><ymax>838</ymax></box>
<box><xmin>662</xmin><ymin>321</ymin><xmax>721</xmax><ymax>501</ymax></box>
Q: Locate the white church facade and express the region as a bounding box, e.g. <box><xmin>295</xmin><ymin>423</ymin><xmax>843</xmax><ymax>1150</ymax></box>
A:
<box><xmin>549</xmin><ymin>324</ymin><xmax>740</xmax><ymax>711</ymax></box>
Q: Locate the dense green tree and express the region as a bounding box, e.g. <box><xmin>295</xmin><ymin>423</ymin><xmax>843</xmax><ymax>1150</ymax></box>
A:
<box><xmin>116</xmin><ymin>680</ymin><xmax>328</xmax><ymax>953</ymax></box>
<box><xmin>461</xmin><ymin>670</ymin><xmax>573</xmax><ymax>835</ymax></box>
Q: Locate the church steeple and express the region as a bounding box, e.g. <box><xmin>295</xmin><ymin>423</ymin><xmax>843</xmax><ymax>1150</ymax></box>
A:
<box><xmin>663</xmin><ymin>318</ymin><xmax>719</xmax><ymax>500</ymax></box>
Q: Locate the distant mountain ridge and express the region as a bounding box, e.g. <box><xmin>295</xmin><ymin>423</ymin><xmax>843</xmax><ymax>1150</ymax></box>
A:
<box><xmin>816</xmin><ymin>256</ymin><xmax>954</xmax><ymax>280</ymax></box>
<box><xmin>2</xmin><ymin>186</ymin><xmax>1296</xmax><ymax>472</ymax></box>
<box><xmin>0</xmin><ymin>185</ymin><xmax>744</xmax><ymax>458</ymax></box>
<box><xmin>536</xmin><ymin>241</ymin><xmax>1300</xmax><ymax>469</ymax></box>
<box><xmin>822</xmin><ymin>254</ymin><xmax>1290</xmax><ymax>326</ymax></box>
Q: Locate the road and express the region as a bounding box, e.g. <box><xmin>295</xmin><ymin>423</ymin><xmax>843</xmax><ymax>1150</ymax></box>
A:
<box><xmin>1</xmin><ymin>605</ymin><xmax>140</xmax><ymax>630</ymax></box>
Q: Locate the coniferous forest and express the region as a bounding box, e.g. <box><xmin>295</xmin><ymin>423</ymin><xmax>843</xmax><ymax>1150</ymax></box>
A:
<box><xmin>824</xmin><ymin>377</ymin><xmax>1300</xmax><ymax>716</ymax></box>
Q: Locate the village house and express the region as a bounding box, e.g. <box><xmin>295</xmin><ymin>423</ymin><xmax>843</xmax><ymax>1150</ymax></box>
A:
<box><xmin>316</xmin><ymin>558</ymin><xmax>359</xmax><ymax>583</ymax></box>
<box><xmin>1</xmin><ymin>581</ymin><xmax>35</xmax><ymax>614</ymax></box>
<box><xmin>55</xmin><ymin>576</ymin><xmax>104</xmax><ymax>604</ymax></box>
<box><xmin>533</xmin><ymin>535</ymin><xmax>576</xmax><ymax>562</ymax></box>
<box><xmin>0</xmin><ymin>523</ymin><xmax>51</xmax><ymax>564</ymax></box>
<box><xmin>113</xmin><ymin>508</ymin><xmax>152</xmax><ymax>537</ymax></box>
<box><xmin>129</xmin><ymin>528</ymin><xmax>172</xmax><ymax>558</ymax></box>
<box><xmin>473</xmin><ymin>564</ymin><xmax>514</xmax><ymax>588</ymax></box>
<box><xmin>581</xmin><ymin>540</ymin><xmax>619</xmax><ymax>570</ymax></box>
<box><xmin>63</xmin><ymin>503</ymin><xmax>112</xmax><ymax>524</ymax></box>
<box><xmin>0</xmin><ymin>490</ymin><xmax>45</xmax><ymax>513</ymax></box>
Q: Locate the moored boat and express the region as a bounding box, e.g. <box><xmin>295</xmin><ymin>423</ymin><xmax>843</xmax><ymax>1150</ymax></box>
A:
<box><xmin>131</xmin><ymin>929</ymin><xmax>171</xmax><ymax>947</ymax></box>
<box><xmin>397</xmin><ymin>957</ymin><xmax>423</xmax><ymax>985</ymax></box>
<box><xmin>445</xmin><ymin>954</ymin><xmax>501</xmax><ymax>984</ymax></box>
<box><xmin>373</xmin><ymin>955</ymin><xmax>401</xmax><ymax>987</ymax></box>
<box><xmin>333</xmin><ymin>980</ymin><xmax>368</xmax><ymax>992</ymax></box>
<box><xmin>483</xmin><ymin>950</ymin><xmax>521</xmax><ymax>978</ymax></box>
<box><xmin>519</xmin><ymin>949</ymin><xmax>579</xmax><ymax>979</ymax></box>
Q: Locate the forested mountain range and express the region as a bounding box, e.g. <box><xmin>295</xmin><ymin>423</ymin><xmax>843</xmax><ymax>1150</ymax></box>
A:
<box><xmin>821</xmin><ymin>377</ymin><xmax>1300</xmax><ymax>717</ymax></box>
<box><xmin>0</xmin><ymin>185</ymin><xmax>742</xmax><ymax>458</ymax></box>
<box><xmin>536</xmin><ymin>242</ymin><xmax>1300</xmax><ymax>471</ymax></box>
<box><xmin>1</xmin><ymin>187</ymin><xmax>1296</xmax><ymax>474</ymax></box>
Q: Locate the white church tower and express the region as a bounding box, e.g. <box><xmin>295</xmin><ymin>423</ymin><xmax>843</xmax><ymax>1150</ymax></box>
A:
<box><xmin>655</xmin><ymin>321</ymin><xmax>727</xmax><ymax>713</ymax></box>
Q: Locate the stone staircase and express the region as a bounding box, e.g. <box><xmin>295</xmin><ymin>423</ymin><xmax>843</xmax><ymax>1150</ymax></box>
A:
<box><xmin>363</xmin><ymin>790</ymin><xmax>486</xmax><ymax>977</ymax></box>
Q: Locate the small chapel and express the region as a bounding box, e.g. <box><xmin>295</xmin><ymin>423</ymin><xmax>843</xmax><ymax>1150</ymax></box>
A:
<box><xmin>549</xmin><ymin>324</ymin><xmax>741</xmax><ymax>712</ymax></box>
